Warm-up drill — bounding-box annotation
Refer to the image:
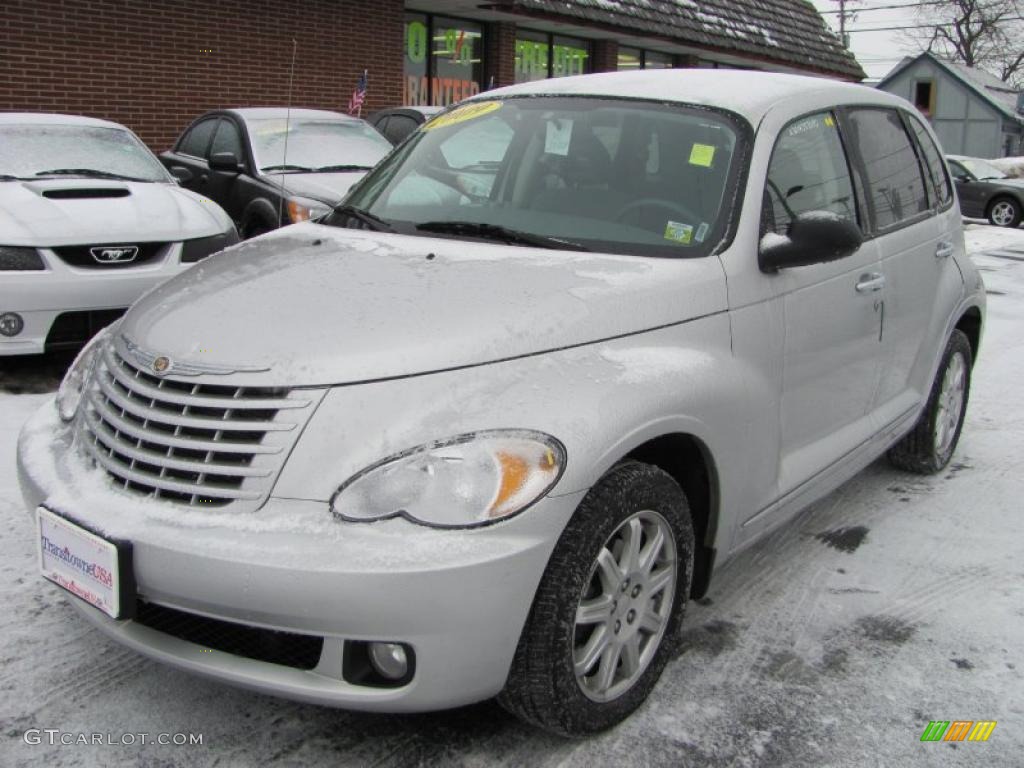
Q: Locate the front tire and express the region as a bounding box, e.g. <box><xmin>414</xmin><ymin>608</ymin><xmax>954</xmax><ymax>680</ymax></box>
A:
<box><xmin>987</xmin><ymin>196</ymin><xmax>1022</xmax><ymax>228</ymax></box>
<box><xmin>499</xmin><ymin>461</ymin><xmax>694</xmax><ymax>736</ymax></box>
<box><xmin>887</xmin><ymin>329</ymin><xmax>972</xmax><ymax>474</ymax></box>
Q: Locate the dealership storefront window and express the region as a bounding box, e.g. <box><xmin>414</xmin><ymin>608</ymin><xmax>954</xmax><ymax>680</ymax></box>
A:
<box><xmin>404</xmin><ymin>13</ymin><xmax>483</xmax><ymax>107</ymax></box>
<box><xmin>515</xmin><ymin>30</ymin><xmax>589</xmax><ymax>83</ymax></box>
<box><xmin>617</xmin><ymin>47</ymin><xmax>675</xmax><ymax>70</ymax></box>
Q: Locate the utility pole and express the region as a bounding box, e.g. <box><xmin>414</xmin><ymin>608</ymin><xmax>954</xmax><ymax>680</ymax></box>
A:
<box><xmin>834</xmin><ymin>0</ymin><xmax>851</xmax><ymax>49</ymax></box>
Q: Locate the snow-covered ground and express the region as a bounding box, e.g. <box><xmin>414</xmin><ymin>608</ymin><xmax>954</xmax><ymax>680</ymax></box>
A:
<box><xmin>2</xmin><ymin>224</ymin><xmax>1023</xmax><ymax>766</ymax></box>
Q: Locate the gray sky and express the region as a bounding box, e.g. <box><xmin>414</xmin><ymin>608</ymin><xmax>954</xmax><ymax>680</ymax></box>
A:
<box><xmin>809</xmin><ymin>0</ymin><xmax>926</xmax><ymax>80</ymax></box>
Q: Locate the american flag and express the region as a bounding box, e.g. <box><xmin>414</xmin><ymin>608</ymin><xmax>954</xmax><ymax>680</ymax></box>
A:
<box><xmin>347</xmin><ymin>70</ymin><xmax>368</xmax><ymax>116</ymax></box>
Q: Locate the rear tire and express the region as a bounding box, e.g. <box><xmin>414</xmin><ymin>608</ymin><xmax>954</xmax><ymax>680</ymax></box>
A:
<box><xmin>987</xmin><ymin>196</ymin><xmax>1021</xmax><ymax>228</ymax></box>
<box><xmin>887</xmin><ymin>330</ymin><xmax>972</xmax><ymax>474</ymax></box>
<box><xmin>499</xmin><ymin>461</ymin><xmax>694</xmax><ymax>736</ymax></box>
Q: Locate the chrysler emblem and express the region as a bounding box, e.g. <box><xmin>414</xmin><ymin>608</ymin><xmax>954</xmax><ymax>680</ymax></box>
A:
<box><xmin>90</xmin><ymin>245</ymin><xmax>139</xmax><ymax>264</ymax></box>
<box><xmin>152</xmin><ymin>356</ymin><xmax>171</xmax><ymax>373</ymax></box>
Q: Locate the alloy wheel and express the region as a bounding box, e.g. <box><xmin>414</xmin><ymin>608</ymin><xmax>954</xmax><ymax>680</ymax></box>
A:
<box><xmin>990</xmin><ymin>200</ymin><xmax>1016</xmax><ymax>227</ymax></box>
<box><xmin>934</xmin><ymin>351</ymin><xmax>966</xmax><ymax>457</ymax></box>
<box><xmin>573</xmin><ymin>510</ymin><xmax>677</xmax><ymax>703</ymax></box>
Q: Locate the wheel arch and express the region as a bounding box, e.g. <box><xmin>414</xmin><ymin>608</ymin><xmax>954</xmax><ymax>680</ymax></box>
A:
<box><xmin>955</xmin><ymin>306</ymin><xmax>983</xmax><ymax>364</ymax></box>
<box><xmin>241</xmin><ymin>197</ymin><xmax>279</xmax><ymax>236</ymax></box>
<box><xmin>621</xmin><ymin>432</ymin><xmax>720</xmax><ymax>599</ymax></box>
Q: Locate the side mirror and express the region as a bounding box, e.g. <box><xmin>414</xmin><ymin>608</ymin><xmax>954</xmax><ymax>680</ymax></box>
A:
<box><xmin>209</xmin><ymin>152</ymin><xmax>242</xmax><ymax>173</ymax></box>
<box><xmin>759</xmin><ymin>211</ymin><xmax>863</xmax><ymax>273</ymax></box>
<box><xmin>955</xmin><ymin>175</ymin><xmax>971</xmax><ymax>184</ymax></box>
<box><xmin>168</xmin><ymin>165</ymin><xmax>193</xmax><ymax>184</ymax></box>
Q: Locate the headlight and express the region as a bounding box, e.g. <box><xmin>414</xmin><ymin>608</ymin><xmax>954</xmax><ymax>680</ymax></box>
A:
<box><xmin>181</xmin><ymin>230</ymin><xmax>240</xmax><ymax>263</ymax></box>
<box><xmin>331</xmin><ymin>430</ymin><xmax>566</xmax><ymax>528</ymax></box>
<box><xmin>56</xmin><ymin>326</ymin><xmax>112</xmax><ymax>422</ymax></box>
<box><xmin>287</xmin><ymin>197</ymin><xmax>331</xmax><ymax>224</ymax></box>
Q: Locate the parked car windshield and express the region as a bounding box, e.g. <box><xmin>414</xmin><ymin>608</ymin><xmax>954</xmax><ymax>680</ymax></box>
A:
<box><xmin>337</xmin><ymin>97</ymin><xmax>745</xmax><ymax>258</ymax></box>
<box><xmin>957</xmin><ymin>157</ymin><xmax>1008</xmax><ymax>180</ymax></box>
<box><xmin>248</xmin><ymin>118</ymin><xmax>392</xmax><ymax>173</ymax></box>
<box><xmin>0</xmin><ymin>124</ymin><xmax>171</xmax><ymax>182</ymax></box>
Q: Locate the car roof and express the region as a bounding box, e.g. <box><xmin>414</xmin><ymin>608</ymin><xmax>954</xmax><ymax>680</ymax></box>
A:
<box><xmin>482</xmin><ymin>70</ymin><xmax>906</xmax><ymax>124</ymax></box>
<box><xmin>225</xmin><ymin>107</ymin><xmax>363</xmax><ymax>123</ymax></box>
<box><xmin>0</xmin><ymin>112</ymin><xmax>128</xmax><ymax>130</ymax></box>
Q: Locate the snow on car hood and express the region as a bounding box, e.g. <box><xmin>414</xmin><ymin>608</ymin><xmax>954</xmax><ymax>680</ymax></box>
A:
<box><xmin>267</xmin><ymin>171</ymin><xmax>368</xmax><ymax>204</ymax></box>
<box><xmin>118</xmin><ymin>223</ymin><xmax>728</xmax><ymax>386</ymax></box>
<box><xmin>0</xmin><ymin>178</ymin><xmax>228</xmax><ymax>245</ymax></box>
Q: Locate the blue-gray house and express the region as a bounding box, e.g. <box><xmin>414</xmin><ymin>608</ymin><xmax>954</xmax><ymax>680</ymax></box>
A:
<box><xmin>876</xmin><ymin>52</ymin><xmax>1023</xmax><ymax>158</ymax></box>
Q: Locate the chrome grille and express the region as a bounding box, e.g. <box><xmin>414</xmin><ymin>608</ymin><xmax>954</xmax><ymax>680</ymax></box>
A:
<box><xmin>77</xmin><ymin>339</ymin><xmax>317</xmax><ymax>510</ymax></box>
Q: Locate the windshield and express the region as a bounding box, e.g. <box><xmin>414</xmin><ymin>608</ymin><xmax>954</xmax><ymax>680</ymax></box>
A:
<box><xmin>335</xmin><ymin>97</ymin><xmax>745</xmax><ymax>258</ymax></box>
<box><xmin>959</xmin><ymin>157</ymin><xmax>1008</xmax><ymax>180</ymax></box>
<box><xmin>0</xmin><ymin>124</ymin><xmax>170</xmax><ymax>182</ymax></box>
<box><xmin>248</xmin><ymin>118</ymin><xmax>392</xmax><ymax>172</ymax></box>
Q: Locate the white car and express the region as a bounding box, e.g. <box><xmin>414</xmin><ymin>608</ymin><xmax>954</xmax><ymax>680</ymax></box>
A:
<box><xmin>0</xmin><ymin>113</ymin><xmax>238</xmax><ymax>355</ymax></box>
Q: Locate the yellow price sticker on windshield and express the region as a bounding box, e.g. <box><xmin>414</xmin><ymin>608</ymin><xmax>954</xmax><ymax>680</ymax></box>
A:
<box><xmin>689</xmin><ymin>143</ymin><xmax>716</xmax><ymax>168</ymax></box>
<box><xmin>423</xmin><ymin>101</ymin><xmax>502</xmax><ymax>131</ymax></box>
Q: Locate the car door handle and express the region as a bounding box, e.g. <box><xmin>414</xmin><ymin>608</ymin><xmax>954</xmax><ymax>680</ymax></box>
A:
<box><xmin>936</xmin><ymin>241</ymin><xmax>954</xmax><ymax>259</ymax></box>
<box><xmin>855</xmin><ymin>273</ymin><xmax>886</xmax><ymax>293</ymax></box>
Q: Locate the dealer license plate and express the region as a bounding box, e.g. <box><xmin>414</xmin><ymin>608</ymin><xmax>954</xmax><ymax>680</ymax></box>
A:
<box><xmin>36</xmin><ymin>507</ymin><xmax>129</xmax><ymax>619</ymax></box>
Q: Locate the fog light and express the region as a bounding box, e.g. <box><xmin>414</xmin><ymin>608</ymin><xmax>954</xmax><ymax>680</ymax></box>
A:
<box><xmin>0</xmin><ymin>312</ymin><xmax>24</xmax><ymax>337</ymax></box>
<box><xmin>368</xmin><ymin>642</ymin><xmax>409</xmax><ymax>680</ymax></box>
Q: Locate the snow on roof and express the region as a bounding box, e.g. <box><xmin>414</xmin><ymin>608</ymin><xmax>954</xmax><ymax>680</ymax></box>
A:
<box><xmin>0</xmin><ymin>112</ymin><xmax>127</xmax><ymax>129</ymax></box>
<box><xmin>491</xmin><ymin>0</ymin><xmax>865</xmax><ymax>80</ymax></box>
<box><xmin>228</xmin><ymin>107</ymin><xmax>360</xmax><ymax>122</ymax></box>
<box><xmin>485</xmin><ymin>69</ymin><xmax>899</xmax><ymax>123</ymax></box>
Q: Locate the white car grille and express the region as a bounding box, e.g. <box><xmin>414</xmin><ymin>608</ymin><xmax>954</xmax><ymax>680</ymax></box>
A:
<box><xmin>77</xmin><ymin>340</ymin><xmax>317</xmax><ymax>510</ymax></box>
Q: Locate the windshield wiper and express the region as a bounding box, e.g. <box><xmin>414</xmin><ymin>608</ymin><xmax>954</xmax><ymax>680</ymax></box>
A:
<box><xmin>415</xmin><ymin>221</ymin><xmax>589</xmax><ymax>251</ymax></box>
<box><xmin>314</xmin><ymin>164</ymin><xmax>375</xmax><ymax>173</ymax></box>
<box><xmin>331</xmin><ymin>203</ymin><xmax>395</xmax><ymax>232</ymax></box>
<box><xmin>35</xmin><ymin>168</ymin><xmax>147</xmax><ymax>182</ymax></box>
<box><xmin>260</xmin><ymin>164</ymin><xmax>314</xmax><ymax>173</ymax></box>
<box><xmin>0</xmin><ymin>174</ymin><xmax>24</xmax><ymax>181</ymax></box>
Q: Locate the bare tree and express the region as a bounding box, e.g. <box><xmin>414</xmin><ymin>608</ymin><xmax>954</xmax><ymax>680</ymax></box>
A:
<box><xmin>905</xmin><ymin>0</ymin><xmax>1024</xmax><ymax>86</ymax></box>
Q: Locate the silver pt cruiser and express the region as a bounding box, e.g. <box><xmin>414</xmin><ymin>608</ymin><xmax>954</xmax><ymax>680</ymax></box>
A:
<box><xmin>19</xmin><ymin>71</ymin><xmax>985</xmax><ymax>735</ymax></box>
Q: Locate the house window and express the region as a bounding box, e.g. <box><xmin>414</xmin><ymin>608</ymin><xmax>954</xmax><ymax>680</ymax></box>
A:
<box><xmin>515</xmin><ymin>30</ymin><xmax>590</xmax><ymax>83</ymax></box>
<box><xmin>403</xmin><ymin>14</ymin><xmax>484</xmax><ymax>107</ymax></box>
<box><xmin>617</xmin><ymin>48</ymin><xmax>674</xmax><ymax>70</ymax></box>
<box><xmin>913</xmin><ymin>80</ymin><xmax>935</xmax><ymax>116</ymax></box>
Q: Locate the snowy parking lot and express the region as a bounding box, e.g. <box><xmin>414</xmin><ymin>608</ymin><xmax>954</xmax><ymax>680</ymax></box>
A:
<box><xmin>2</xmin><ymin>224</ymin><xmax>1023</xmax><ymax>767</ymax></box>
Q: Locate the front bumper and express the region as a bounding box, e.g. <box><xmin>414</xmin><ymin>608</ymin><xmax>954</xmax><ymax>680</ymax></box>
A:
<box><xmin>1</xmin><ymin>244</ymin><xmax>194</xmax><ymax>355</ymax></box>
<box><xmin>18</xmin><ymin>401</ymin><xmax>583</xmax><ymax>711</ymax></box>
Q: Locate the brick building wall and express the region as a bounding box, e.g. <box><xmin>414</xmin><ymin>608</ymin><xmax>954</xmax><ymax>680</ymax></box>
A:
<box><xmin>0</xmin><ymin>0</ymin><xmax>405</xmax><ymax>150</ymax></box>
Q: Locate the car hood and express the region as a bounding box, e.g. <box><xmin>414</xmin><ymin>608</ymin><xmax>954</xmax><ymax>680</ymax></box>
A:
<box><xmin>265</xmin><ymin>171</ymin><xmax>368</xmax><ymax>204</ymax></box>
<box><xmin>0</xmin><ymin>179</ymin><xmax>228</xmax><ymax>245</ymax></box>
<box><xmin>118</xmin><ymin>224</ymin><xmax>728</xmax><ymax>387</ymax></box>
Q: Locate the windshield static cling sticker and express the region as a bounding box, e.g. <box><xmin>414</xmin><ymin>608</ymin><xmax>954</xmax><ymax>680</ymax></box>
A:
<box><xmin>695</xmin><ymin>222</ymin><xmax>710</xmax><ymax>243</ymax></box>
<box><xmin>544</xmin><ymin>119</ymin><xmax>573</xmax><ymax>156</ymax></box>
<box><xmin>664</xmin><ymin>221</ymin><xmax>694</xmax><ymax>245</ymax></box>
<box><xmin>423</xmin><ymin>101</ymin><xmax>502</xmax><ymax>131</ymax></box>
<box><xmin>689</xmin><ymin>143</ymin><xmax>716</xmax><ymax>168</ymax></box>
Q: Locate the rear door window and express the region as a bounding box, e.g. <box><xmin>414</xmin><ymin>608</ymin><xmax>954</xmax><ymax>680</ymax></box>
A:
<box><xmin>384</xmin><ymin>115</ymin><xmax>419</xmax><ymax>145</ymax></box>
<box><xmin>210</xmin><ymin>119</ymin><xmax>244</xmax><ymax>161</ymax></box>
<box><xmin>845</xmin><ymin>108</ymin><xmax>930</xmax><ymax>231</ymax></box>
<box><xmin>763</xmin><ymin>111</ymin><xmax>858</xmax><ymax>235</ymax></box>
<box><xmin>178</xmin><ymin>119</ymin><xmax>218</xmax><ymax>159</ymax></box>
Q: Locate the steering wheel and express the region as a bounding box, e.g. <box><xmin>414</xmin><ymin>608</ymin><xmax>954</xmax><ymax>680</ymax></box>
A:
<box><xmin>614</xmin><ymin>198</ymin><xmax>700</xmax><ymax>227</ymax></box>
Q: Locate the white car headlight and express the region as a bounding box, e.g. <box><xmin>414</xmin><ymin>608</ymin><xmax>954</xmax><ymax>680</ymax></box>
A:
<box><xmin>56</xmin><ymin>326</ymin><xmax>112</xmax><ymax>422</ymax></box>
<box><xmin>331</xmin><ymin>430</ymin><xmax>566</xmax><ymax>528</ymax></box>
